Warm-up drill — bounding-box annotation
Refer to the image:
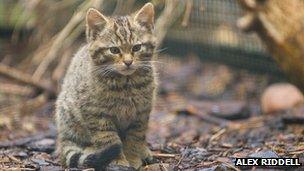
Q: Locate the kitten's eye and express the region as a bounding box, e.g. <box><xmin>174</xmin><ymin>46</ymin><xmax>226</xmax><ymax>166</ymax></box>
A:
<box><xmin>132</xmin><ymin>44</ymin><xmax>141</xmax><ymax>52</ymax></box>
<box><xmin>110</xmin><ymin>47</ymin><xmax>120</xmax><ymax>54</ymax></box>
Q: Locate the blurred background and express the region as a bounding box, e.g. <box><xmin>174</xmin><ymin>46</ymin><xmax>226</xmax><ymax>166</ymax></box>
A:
<box><xmin>0</xmin><ymin>0</ymin><xmax>303</xmax><ymax>170</ymax></box>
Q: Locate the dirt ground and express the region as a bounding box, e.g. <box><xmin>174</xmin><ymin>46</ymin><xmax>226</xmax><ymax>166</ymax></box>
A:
<box><xmin>0</xmin><ymin>56</ymin><xmax>303</xmax><ymax>171</ymax></box>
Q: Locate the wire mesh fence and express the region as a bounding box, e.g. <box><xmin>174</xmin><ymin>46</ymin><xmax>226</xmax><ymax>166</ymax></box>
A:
<box><xmin>0</xmin><ymin>0</ymin><xmax>283</xmax><ymax>76</ymax></box>
<box><xmin>163</xmin><ymin>0</ymin><xmax>282</xmax><ymax>76</ymax></box>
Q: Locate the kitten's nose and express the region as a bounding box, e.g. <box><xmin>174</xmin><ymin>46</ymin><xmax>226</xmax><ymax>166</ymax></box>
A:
<box><xmin>123</xmin><ymin>60</ymin><xmax>133</xmax><ymax>67</ymax></box>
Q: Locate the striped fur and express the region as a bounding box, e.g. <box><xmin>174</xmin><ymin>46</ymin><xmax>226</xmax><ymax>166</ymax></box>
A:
<box><xmin>55</xmin><ymin>3</ymin><xmax>157</xmax><ymax>170</ymax></box>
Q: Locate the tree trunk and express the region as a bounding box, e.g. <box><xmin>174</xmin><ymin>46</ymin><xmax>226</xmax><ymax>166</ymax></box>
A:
<box><xmin>237</xmin><ymin>0</ymin><xmax>304</xmax><ymax>93</ymax></box>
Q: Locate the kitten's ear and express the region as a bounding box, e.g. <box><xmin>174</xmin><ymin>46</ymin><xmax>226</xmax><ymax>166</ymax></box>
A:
<box><xmin>134</xmin><ymin>3</ymin><xmax>155</xmax><ymax>30</ymax></box>
<box><xmin>86</xmin><ymin>8</ymin><xmax>108</xmax><ymax>41</ymax></box>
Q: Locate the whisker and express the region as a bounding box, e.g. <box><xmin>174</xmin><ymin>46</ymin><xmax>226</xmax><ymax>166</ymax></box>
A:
<box><xmin>139</xmin><ymin>61</ymin><xmax>167</xmax><ymax>68</ymax></box>
<box><xmin>101</xmin><ymin>67</ymin><xmax>113</xmax><ymax>76</ymax></box>
<box><xmin>137</xmin><ymin>62</ymin><xmax>169</xmax><ymax>74</ymax></box>
<box><xmin>90</xmin><ymin>65</ymin><xmax>108</xmax><ymax>73</ymax></box>
<box><xmin>90</xmin><ymin>64</ymin><xmax>115</xmax><ymax>77</ymax></box>
<box><xmin>93</xmin><ymin>67</ymin><xmax>107</xmax><ymax>75</ymax></box>
<box><xmin>103</xmin><ymin>68</ymin><xmax>115</xmax><ymax>76</ymax></box>
<box><xmin>155</xmin><ymin>47</ymin><xmax>168</xmax><ymax>54</ymax></box>
<box><xmin>139</xmin><ymin>61</ymin><xmax>167</xmax><ymax>65</ymax></box>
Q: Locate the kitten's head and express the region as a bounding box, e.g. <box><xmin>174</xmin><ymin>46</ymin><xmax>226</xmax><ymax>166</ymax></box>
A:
<box><xmin>86</xmin><ymin>3</ymin><xmax>156</xmax><ymax>76</ymax></box>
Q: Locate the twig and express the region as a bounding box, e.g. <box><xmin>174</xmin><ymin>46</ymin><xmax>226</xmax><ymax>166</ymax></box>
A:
<box><xmin>29</xmin><ymin>15</ymin><xmax>81</xmax><ymax>69</ymax></box>
<box><xmin>51</xmin><ymin>48</ymin><xmax>72</xmax><ymax>82</ymax></box>
<box><xmin>237</xmin><ymin>13</ymin><xmax>258</xmax><ymax>32</ymax></box>
<box><xmin>238</xmin><ymin>0</ymin><xmax>257</xmax><ymax>10</ymax></box>
<box><xmin>216</xmin><ymin>159</ymin><xmax>241</xmax><ymax>171</ymax></box>
<box><xmin>29</xmin><ymin>37</ymin><xmax>56</xmax><ymax>66</ymax></box>
<box><xmin>51</xmin><ymin>23</ymin><xmax>84</xmax><ymax>82</ymax></box>
<box><xmin>8</xmin><ymin>156</ymin><xmax>22</xmax><ymax>164</ymax></box>
<box><xmin>83</xmin><ymin>169</ymin><xmax>95</xmax><ymax>171</ymax></box>
<box><xmin>113</xmin><ymin>0</ymin><xmax>127</xmax><ymax>15</ymax></box>
<box><xmin>50</xmin><ymin>0</ymin><xmax>78</xmax><ymax>11</ymax></box>
<box><xmin>0</xmin><ymin>94</ymin><xmax>47</xmax><ymax>116</ymax></box>
<box><xmin>199</xmin><ymin>0</ymin><xmax>205</xmax><ymax>11</ymax></box>
<box><xmin>175</xmin><ymin>146</ymin><xmax>188</xmax><ymax>168</ymax></box>
<box><xmin>0</xmin><ymin>63</ymin><xmax>55</xmax><ymax>95</ymax></box>
<box><xmin>181</xmin><ymin>0</ymin><xmax>193</xmax><ymax>27</ymax></box>
<box><xmin>117</xmin><ymin>0</ymin><xmax>136</xmax><ymax>15</ymax></box>
<box><xmin>228</xmin><ymin>116</ymin><xmax>264</xmax><ymax>130</ymax></box>
<box><xmin>153</xmin><ymin>153</ymin><xmax>177</xmax><ymax>158</ymax></box>
<box><xmin>196</xmin><ymin>161</ymin><xmax>218</xmax><ymax>167</ymax></box>
<box><xmin>31</xmin><ymin>10</ymin><xmax>83</xmax><ymax>80</ymax></box>
<box><xmin>159</xmin><ymin>162</ymin><xmax>169</xmax><ymax>171</ymax></box>
<box><xmin>32</xmin><ymin>0</ymin><xmax>104</xmax><ymax>80</ymax></box>
<box><xmin>11</xmin><ymin>0</ymin><xmax>42</xmax><ymax>44</ymax></box>
<box><xmin>2</xmin><ymin>168</ymin><xmax>35</xmax><ymax>171</ymax></box>
<box><xmin>0</xmin><ymin>130</ymin><xmax>56</xmax><ymax>148</ymax></box>
<box><xmin>0</xmin><ymin>83</ymin><xmax>34</xmax><ymax>96</ymax></box>
<box><xmin>185</xmin><ymin>105</ymin><xmax>231</xmax><ymax>127</ymax></box>
<box><xmin>209</xmin><ymin>128</ymin><xmax>226</xmax><ymax>142</ymax></box>
<box><xmin>123</xmin><ymin>0</ymin><xmax>136</xmax><ymax>14</ymax></box>
<box><xmin>155</xmin><ymin>0</ymin><xmax>184</xmax><ymax>47</ymax></box>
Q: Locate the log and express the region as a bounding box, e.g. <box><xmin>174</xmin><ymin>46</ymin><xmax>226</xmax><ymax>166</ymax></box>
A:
<box><xmin>237</xmin><ymin>0</ymin><xmax>304</xmax><ymax>93</ymax></box>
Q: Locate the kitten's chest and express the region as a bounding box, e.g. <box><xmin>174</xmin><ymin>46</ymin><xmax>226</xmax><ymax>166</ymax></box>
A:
<box><xmin>107</xmin><ymin>91</ymin><xmax>152</xmax><ymax>130</ymax></box>
<box><xmin>92</xmin><ymin>76</ymin><xmax>155</xmax><ymax>129</ymax></box>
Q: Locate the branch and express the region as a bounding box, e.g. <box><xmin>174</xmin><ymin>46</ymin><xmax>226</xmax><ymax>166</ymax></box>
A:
<box><xmin>32</xmin><ymin>0</ymin><xmax>104</xmax><ymax>80</ymax></box>
<box><xmin>0</xmin><ymin>94</ymin><xmax>47</xmax><ymax>116</ymax></box>
<box><xmin>0</xmin><ymin>63</ymin><xmax>55</xmax><ymax>95</ymax></box>
<box><xmin>0</xmin><ymin>83</ymin><xmax>34</xmax><ymax>96</ymax></box>
<box><xmin>0</xmin><ymin>130</ymin><xmax>56</xmax><ymax>148</ymax></box>
<box><xmin>180</xmin><ymin>105</ymin><xmax>231</xmax><ymax>128</ymax></box>
<box><xmin>238</xmin><ymin>0</ymin><xmax>257</xmax><ymax>11</ymax></box>
<box><xmin>51</xmin><ymin>48</ymin><xmax>72</xmax><ymax>82</ymax></box>
<box><xmin>237</xmin><ymin>13</ymin><xmax>257</xmax><ymax>32</ymax></box>
<box><xmin>181</xmin><ymin>0</ymin><xmax>193</xmax><ymax>27</ymax></box>
<box><xmin>113</xmin><ymin>0</ymin><xmax>135</xmax><ymax>15</ymax></box>
<box><xmin>155</xmin><ymin>0</ymin><xmax>184</xmax><ymax>47</ymax></box>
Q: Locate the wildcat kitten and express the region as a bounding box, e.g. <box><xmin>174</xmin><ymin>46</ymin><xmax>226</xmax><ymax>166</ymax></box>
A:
<box><xmin>55</xmin><ymin>3</ymin><xmax>157</xmax><ymax>170</ymax></box>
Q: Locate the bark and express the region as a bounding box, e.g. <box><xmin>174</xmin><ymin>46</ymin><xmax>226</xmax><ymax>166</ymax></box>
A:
<box><xmin>237</xmin><ymin>0</ymin><xmax>304</xmax><ymax>93</ymax></box>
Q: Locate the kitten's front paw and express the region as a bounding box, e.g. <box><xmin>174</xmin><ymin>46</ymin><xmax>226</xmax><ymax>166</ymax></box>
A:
<box><xmin>81</xmin><ymin>144</ymin><xmax>121</xmax><ymax>169</ymax></box>
<box><xmin>106</xmin><ymin>164</ymin><xmax>135</xmax><ymax>171</ymax></box>
<box><xmin>128</xmin><ymin>156</ymin><xmax>143</xmax><ymax>170</ymax></box>
<box><xmin>107</xmin><ymin>158</ymin><xmax>134</xmax><ymax>171</ymax></box>
<box><xmin>109</xmin><ymin>158</ymin><xmax>130</xmax><ymax>167</ymax></box>
<box><xmin>143</xmin><ymin>155</ymin><xmax>158</xmax><ymax>165</ymax></box>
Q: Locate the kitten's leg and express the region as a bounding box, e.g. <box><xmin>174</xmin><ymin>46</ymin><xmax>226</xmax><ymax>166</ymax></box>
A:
<box><xmin>59</xmin><ymin>116</ymin><xmax>129</xmax><ymax>170</ymax></box>
<box><xmin>78</xmin><ymin>140</ymin><xmax>122</xmax><ymax>169</ymax></box>
<box><xmin>58</xmin><ymin>140</ymin><xmax>82</xmax><ymax>168</ymax></box>
<box><xmin>108</xmin><ymin>151</ymin><xmax>130</xmax><ymax>166</ymax></box>
<box><xmin>80</xmin><ymin>117</ymin><xmax>130</xmax><ymax>168</ymax></box>
<box><xmin>59</xmin><ymin>131</ymin><xmax>123</xmax><ymax>170</ymax></box>
<box><xmin>123</xmin><ymin>114</ymin><xmax>153</xmax><ymax>169</ymax></box>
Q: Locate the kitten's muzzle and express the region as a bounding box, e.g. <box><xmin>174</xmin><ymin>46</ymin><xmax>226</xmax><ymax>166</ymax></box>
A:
<box><xmin>123</xmin><ymin>60</ymin><xmax>133</xmax><ymax>67</ymax></box>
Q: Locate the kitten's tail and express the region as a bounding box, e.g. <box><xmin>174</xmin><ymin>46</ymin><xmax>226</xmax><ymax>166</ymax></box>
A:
<box><xmin>59</xmin><ymin>141</ymin><xmax>121</xmax><ymax>170</ymax></box>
